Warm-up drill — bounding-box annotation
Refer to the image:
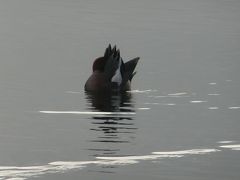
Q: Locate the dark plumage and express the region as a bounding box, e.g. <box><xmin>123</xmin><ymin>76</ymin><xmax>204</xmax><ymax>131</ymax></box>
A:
<box><xmin>85</xmin><ymin>44</ymin><xmax>139</xmax><ymax>92</ymax></box>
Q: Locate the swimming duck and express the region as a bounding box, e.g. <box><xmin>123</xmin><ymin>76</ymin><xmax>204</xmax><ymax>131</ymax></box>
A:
<box><xmin>85</xmin><ymin>44</ymin><xmax>139</xmax><ymax>92</ymax></box>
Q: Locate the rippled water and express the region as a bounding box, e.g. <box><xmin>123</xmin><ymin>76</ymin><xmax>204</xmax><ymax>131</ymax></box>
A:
<box><xmin>0</xmin><ymin>0</ymin><xmax>240</xmax><ymax>179</ymax></box>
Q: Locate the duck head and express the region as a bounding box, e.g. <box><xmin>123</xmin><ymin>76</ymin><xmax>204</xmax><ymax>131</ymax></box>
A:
<box><xmin>85</xmin><ymin>44</ymin><xmax>139</xmax><ymax>92</ymax></box>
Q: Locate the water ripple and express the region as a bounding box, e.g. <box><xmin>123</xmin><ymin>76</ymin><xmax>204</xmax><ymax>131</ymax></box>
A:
<box><xmin>127</xmin><ymin>89</ymin><xmax>158</xmax><ymax>94</ymax></box>
<box><xmin>208</xmin><ymin>107</ymin><xmax>219</xmax><ymax>110</ymax></box>
<box><xmin>0</xmin><ymin>147</ymin><xmax>222</xmax><ymax>180</ymax></box>
<box><xmin>39</xmin><ymin>111</ymin><xmax>136</xmax><ymax>115</ymax></box>
<box><xmin>228</xmin><ymin>107</ymin><xmax>240</xmax><ymax>110</ymax></box>
<box><xmin>219</xmin><ymin>144</ymin><xmax>240</xmax><ymax>150</ymax></box>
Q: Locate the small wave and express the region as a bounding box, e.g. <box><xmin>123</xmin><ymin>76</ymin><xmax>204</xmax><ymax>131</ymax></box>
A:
<box><xmin>219</xmin><ymin>144</ymin><xmax>240</xmax><ymax>150</ymax></box>
<box><xmin>228</xmin><ymin>107</ymin><xmax>240</xmax><ymax>109</ymax></box>
<box><xmin>144</xmin><ymin>102</ymin><xmax>176</xmax><ymax>106</ymax></box>
<box><xmin>165</xmin><ymin>103</ymin><xmax>176</xmax><ymax>106</ymax></box>
<box><xmin>0</xmin><ymin>162</ymin><xmax>91</xmax><ymax>180</ymax></box>
<box><xmin>168</xmin><ymin>92</ymin><xmax>188</xmax><ymax>96</ymax></box>
<box><xmin>144</xmin><ymin>102</ymin><xmax>160</xmax><ymax>105</ymax></box>
<box><xmin>96</xmin><ymin>154</ymin><xmax>182</xmax><ymax>162</ymax></box>
<box><xmin>127</xmin><ymin>89</ymin><xmax>158</xmax><ymax>94</ymax></box>
<box><xmin>208</xmin><ymin>107</ymin><xmax>219</xmax><ymax>110</ymax></box>
<box><xmin>143</xmin><ymin>103</ymin><xmax>176</xmax><ymax>106</ymax></box>
<box><xmin>96</xmin><ymin>148</ymin><xmax>219</xmax><ymax>163</ymax></box>
<box><xmin>149</xmin><ymin>92</ymin><xmax>192</xmax><ymax>98</ymax></box>
<box><xmin>208</xmin><ymin>82</ymin><xmax>217</xmax><ymax>85</ymax></box>
<box><xmin>218</xmin><ymin>141</ymin><xmax>235</xmax><ymax>144</ymax></box>
<box><xmin>190</xmin><ymin>100</ymin><xmax>207</xmax><ymax>103</ymax></box>
<box><xmin>39</xmin><ymin>111</ymin><xmax>136</xmax><ymax>115</ymax></box>
<box><xmin>148</xmin><ymin>95</ymin><xmax>168</xmax><ymax>98</ymax></box>
<box><xmin>65</xmin><ymin>91</ymin><xmax>82</xmax><ymax>94</ymax></box>
<box><xmin>153</xmin><ymin>149</ymin><xmax>219</xmax><ymax>155</ymax></box>
<box><xmin>138</xmin><ymin>107</ymin><xmax>151</xmax><ymax>110</ymax></box>
<box><xmin>208</xmin><ymin>94</ymin><xmax>220</xmax><ymax>96</ymax></box>
<box><xmin>0</xmin><ymin>148</ymin><xmax>221</xmax><ymax>180</ymax></box>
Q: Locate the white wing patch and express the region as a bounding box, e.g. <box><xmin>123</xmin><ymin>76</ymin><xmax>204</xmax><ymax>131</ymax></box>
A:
<box><xmin>111</xmin><ymin>59</ymin><xmax>122</xmax><ymax>86</ymax></box>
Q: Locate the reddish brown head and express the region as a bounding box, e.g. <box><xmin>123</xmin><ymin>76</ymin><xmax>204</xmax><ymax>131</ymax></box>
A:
<box><xmin>92</xmin><ymin>57</ymin><xmax>106</xmax><ymax>72</ymax></box>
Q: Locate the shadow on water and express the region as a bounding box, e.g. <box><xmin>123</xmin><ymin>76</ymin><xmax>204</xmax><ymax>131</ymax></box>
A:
<box><xmin>84</xmin><ymin>91</ymin><xmax>138</xmax><ymax>158</ymax></box>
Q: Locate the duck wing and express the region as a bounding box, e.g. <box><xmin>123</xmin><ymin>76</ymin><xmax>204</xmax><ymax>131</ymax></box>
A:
<box><xmin>104</xmin><ymin>48</ymin><xmax>122</xmax><ymax>82</ymax></box>
<box><xmin>123</xmin><ymin>57</ymin><xmax>140</xmax><ymax>82</ymax></box>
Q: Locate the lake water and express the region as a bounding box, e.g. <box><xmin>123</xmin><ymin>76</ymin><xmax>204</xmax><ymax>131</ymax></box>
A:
<box><xmin>0</xmin><ymin>0</ymin><xmax>240</xmax><ymax>179</ymax></box>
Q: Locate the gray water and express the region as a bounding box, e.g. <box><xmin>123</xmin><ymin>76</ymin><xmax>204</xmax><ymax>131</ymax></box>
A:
<box><xmin>0</xmin><ymin>0</ymin><xmax>240</xmax><ymax>179</ymax></box>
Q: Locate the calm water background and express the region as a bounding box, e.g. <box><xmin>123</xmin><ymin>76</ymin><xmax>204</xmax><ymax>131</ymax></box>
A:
<box><xmin>0</xmin><ymin>0</ymin><xmax>240</xmax><ymax>179</ymax></box>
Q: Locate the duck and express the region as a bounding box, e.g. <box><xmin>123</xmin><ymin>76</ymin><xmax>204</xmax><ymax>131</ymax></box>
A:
<box><xmin>85</xmin><ymin>44</ymin><xmax>139</xmax><ymax>92</ymax></box>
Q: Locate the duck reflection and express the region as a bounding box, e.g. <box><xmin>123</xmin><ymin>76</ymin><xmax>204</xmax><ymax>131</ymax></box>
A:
<box><xmin>85</xmin><ymin>91</ymin><xmax>137</xmax><ymax>157</ymax></box>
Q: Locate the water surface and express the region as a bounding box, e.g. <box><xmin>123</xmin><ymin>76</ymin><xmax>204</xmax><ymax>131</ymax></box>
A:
<box><xmin>0</xmin><ymin>0</ymin><xmax>240</xmax><ymax>179</ymax></box>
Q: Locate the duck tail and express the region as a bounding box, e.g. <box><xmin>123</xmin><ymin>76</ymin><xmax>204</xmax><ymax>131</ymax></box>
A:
<box><xmin>122</xmin><ymin>57</ymin><xmax>140</xmax><ymax>86</ymax></box>
<box><xmin>124</xmin><ymin>57</ymin><xmax>140</xmax><ymax>81</ymax></box>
